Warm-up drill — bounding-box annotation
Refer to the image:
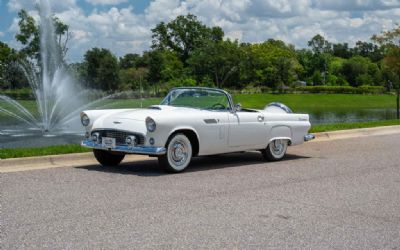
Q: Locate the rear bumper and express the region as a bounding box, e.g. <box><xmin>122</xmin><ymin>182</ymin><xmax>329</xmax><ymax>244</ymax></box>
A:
<box><xmin>304</xmin><ymin>134</ymin><xmax>315</xmax><ymax>141</ymax></box>
<box><xmin>81</xmin><ymin>140</ymin><xmax>166</xmax><ymax>155</ymax></box>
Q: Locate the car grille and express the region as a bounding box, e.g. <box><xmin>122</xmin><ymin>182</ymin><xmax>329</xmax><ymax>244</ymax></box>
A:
<box><xmin>92</xmin><ymin>130</ymin><xmax>145</xmax><ymax>145</ymax></box>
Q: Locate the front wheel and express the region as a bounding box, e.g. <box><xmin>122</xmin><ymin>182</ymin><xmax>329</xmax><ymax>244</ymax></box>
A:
<box><xmin>93</xmin><ymin>149</ymin><xmax>125</xmax><ymax>166</ymax></box>
<box><xmin>261</xmin><ymin>139</ymin><xmax>288</xmax><ymax>161</ymax></box>
<box><xmin>158</xmin><ymin>133</ymin><xmax>193</xmax><ymax>173</ymax></box>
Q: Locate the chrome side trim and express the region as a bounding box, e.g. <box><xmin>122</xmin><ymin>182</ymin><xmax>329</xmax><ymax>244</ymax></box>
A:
<box><xmin>204</xmin><ymin>118</ymin><xmax>218</xmax><ymax>124</ymax></box>
<box><xmin>81</xmin><ymin>140</ymin><xmax>166</xmax><ymax>155</ymax></box>
<box><xmin>304</xmin><ymin>134</ymin><xmax>315</xmax><ymax>141</ymax></box>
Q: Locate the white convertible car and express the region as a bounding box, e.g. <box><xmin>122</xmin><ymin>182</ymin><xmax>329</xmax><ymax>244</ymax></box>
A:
<box><xmin>81</xmin><ymin>87</ymin><xmax>314</xmax><ymax>172</ymax></box>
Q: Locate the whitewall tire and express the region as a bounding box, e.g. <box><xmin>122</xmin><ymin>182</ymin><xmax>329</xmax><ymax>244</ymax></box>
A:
<box><xmin>158</xmin><ymin>133</ymin><xmax>193</xmax><ymax>172</ymax></box>
<box><xmin>262</xmin><ymin>139</ymin><xmax>288</xmax><ymax>161</ymax></box>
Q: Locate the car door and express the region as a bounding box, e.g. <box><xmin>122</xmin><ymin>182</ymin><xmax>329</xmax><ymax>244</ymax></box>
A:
<box><xmin>228</xmin><ymin>110</ymin><xmax>267</xmax><ymax>147</ymax></box>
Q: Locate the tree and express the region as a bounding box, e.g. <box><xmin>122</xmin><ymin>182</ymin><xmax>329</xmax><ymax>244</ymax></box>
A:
<box><xmin>119</xmin><ymin>53</ymin><xmax>141</xmax><ymax>69</ymax></box>
<box><xmin>296</xmin><ymin>49</ymin><xmax>314</xmax><ymax>81</ymax></box>
<box><xmin>0</xmin><ymin>42</ymin><xmax>15</xmax><ymax>84</ymax></box>
<box><xmin>119</xmin><ymin>67</ymin><xmax>149</xmax><ymax>91</ymax></box>
<box><xmin>0</xmin><ymin>41</ymin><xmax>27</xmax><ymax>89</ymax></box>
<box><xmin>332</xmin><ymin>43</ymin><xmax>352</xmax><ymax>58</ymax></box>
<box><xmin>15</xmin><ymin>9</ymin><xmax>39</xmax><ymax>60</ymax></box>
<box><xmin>151</xmin><ymin>14</ymin><xmax>223</xmax><ymax>63</ymax></box>
<box><xmin>307</xmin><ymin>35</ymin><xmax>333</xmax><ymax>84</ymax></box>
<box><xmin>372</xmin><ymin>25</ymin><xmax>400</xmax><ymax>118</ymax></box>
<box><xmin>53</xmin><ymin>16</ymin><xmax>70</xmax><ymax>59</ymax></box>
<box><xmin>83</xmin><ymin>48</ymin><xmax>120</xmax><ymax>91</ymax></box>
<box><xmin>249</xmin><ymin>39</ymin><xmax>301</xmax><ymax>89</ymax></box>
<box><xmin>341</xmin><ymin>56</ymin><xmax>372</xmax><ymax>87</ymax></box>
<box><xmin>353</xmin><ymin>41</ymin><xmax>383</xmax><ymax>62</ymax></box>
<box><xmin>308</xmin><ymin>34</ymin><xmax>332</xmax><ymax>55</ymax></box>
<box><xmin>160</xmin><ymin>50</ymin><xmax>185</xmax><ymax>82</ymax></box>
<box><xmin>188</xmin><ymin>40</ymin><xmax>242</xmax><ymax>88</ymax></box>
<box><xmin>147</xmin><ymin>50</ymin><xmax>163</xmax><ymax>84</ymax></box>
<box><xmin>15</xmin><ymin>9</ymin><xmax>69</xmax><ymax>62</ymax></box>
<box><xmin>372</xmin><ymin>25</ymin><xmax>400</xmax><ymax>78</ymax></box>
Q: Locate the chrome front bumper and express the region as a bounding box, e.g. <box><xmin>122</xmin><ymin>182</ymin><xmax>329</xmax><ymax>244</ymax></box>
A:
<box><xmin>81</xmin><ymin>140</ymin><xmax>166</xmax><ymax>155</ymax></box>
<box><xmin>304</xmin><ymin>134</ymin><xmax>315</xmax><ymax>141</ymax></box>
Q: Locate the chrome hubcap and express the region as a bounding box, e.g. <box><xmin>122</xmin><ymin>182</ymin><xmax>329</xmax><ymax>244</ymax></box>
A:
<box><xmin>271</xmin><ymin>139</ymin><xmax>285</xmax><ymax>156</ymax></box>
<box><xmin>170</xmin><ymin>140</ymin><xmax>188</xmax><ymax>166</ymax></box>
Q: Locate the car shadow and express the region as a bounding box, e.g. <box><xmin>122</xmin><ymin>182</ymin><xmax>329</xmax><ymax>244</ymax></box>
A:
<box><xmin>76</xmin><ymin>152</ymin><xmax>310</xmax><ymax>177</ymax></box>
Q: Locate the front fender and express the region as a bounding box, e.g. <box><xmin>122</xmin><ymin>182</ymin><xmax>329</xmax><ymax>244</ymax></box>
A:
<box><xmin>146</xmin><ymin>125</ymin><xmax>200</xmax><ymax>149</ymax></box>
<box><xmin>168</xmin><ymin>126</ymin><xmax>200</xmax><ymax>141</ymax></box>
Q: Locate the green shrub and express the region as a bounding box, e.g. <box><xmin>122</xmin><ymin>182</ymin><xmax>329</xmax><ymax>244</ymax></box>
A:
<box><xmin>295</xmin><ymin>85</ymin><xmax>385</xmax><ymax>94</ymax></box>
<box><xmin>260</xmin><ymin>86</ymin><xmax>272</xmax><ymax>93</ymax></box>
<box><xmin>1</xmin><ymin>88</ymin><xmax>34</xmax><ymax>99</ymax></box>
<box><xmin>240</xmin><ymin>85</ymin><xmax>262</xmax><ymax>94</ymax></box>
<box><xmin>357</xmin><ymin>85</ymin><xmax>386</xmax><ymax>94</ymax></box>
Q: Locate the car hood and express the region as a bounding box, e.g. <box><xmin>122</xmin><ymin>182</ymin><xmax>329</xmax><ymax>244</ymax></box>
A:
<box><xmin>105</xmin><ymin>105</ymin><xmax>185</xmax><ymax>121</ymax></box>
<box><xmin>90</xmin><ymin>105</ymin><xmax>212</xmax><ymax>131</ymax></box>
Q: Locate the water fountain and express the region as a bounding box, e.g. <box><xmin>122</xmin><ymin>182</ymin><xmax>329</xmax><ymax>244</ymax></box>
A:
<box><xmin>0</xmin><ymin>0</ymin><xmax>102</xmax><ymax>147</ymax></box>
<box><xmin>0</xmin><ymin>0</ymin><xmax>93</xmax><ymax>138</ymax></box>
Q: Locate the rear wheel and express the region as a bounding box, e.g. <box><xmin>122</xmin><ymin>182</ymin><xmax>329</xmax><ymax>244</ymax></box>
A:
<box><xmin>93</xmin><ymin>149</ymin><xmax>125</xmax><ymax>166</ymax></box>
<box><xmin>261</xmin><ymin>139</ymin><xmax>288</xmax><ymax>161</ymax></box>
<box><xmin>158</xmin><ymin>133</ymin><xmax>193</xmax><ymax>173</ymax></box>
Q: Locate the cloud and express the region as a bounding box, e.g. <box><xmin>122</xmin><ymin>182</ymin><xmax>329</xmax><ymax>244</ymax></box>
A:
<box><xmin>0</xmin><ymin>31</ymin><xmax>4</xmax><ymax>37</ymax></box>
<box><xmin>85</xmin><ymin>0</ymin><xmax>128</xmax><ymax>5</ymax></box>
<box><xmin>7</xmin><ymin>0</ymin><xmax>35</xmax><ymax>12</ymax></box>
<box><xmin>313</xmin><ymin>0</ymin><xmax>400</xmax><ymax>11</ymax></box>
<box><xmin>4</xmin><ymin>0</ymin><xmax>400</xmax><ymax>62</ymax></box>
<box><xmin>7</xmin><ymin>0</ymin><xmax>77</xmax><ymax>12</ymax></box>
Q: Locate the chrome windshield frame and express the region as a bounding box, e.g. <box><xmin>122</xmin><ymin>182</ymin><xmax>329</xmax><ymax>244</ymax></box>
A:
<box><xmin>160</xmin><ymin>87</ymin><xmax>235</xmax><ymax>112</ymax></box>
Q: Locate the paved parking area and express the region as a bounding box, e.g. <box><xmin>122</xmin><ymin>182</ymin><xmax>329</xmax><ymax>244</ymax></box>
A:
<box><xmin>1</xmin><ymin>134</ymin><xmax>400</xmax><ymax>249</ymax></box>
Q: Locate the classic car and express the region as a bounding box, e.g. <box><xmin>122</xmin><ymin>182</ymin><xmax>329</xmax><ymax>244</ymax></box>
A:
<box><xmin>81</xmin><ymin>87</ymin><xmax>315</xmax><ymax>172</ymax></box>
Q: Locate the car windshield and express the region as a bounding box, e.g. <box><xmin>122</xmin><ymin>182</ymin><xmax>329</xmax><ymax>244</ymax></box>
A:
<box><xmin>160</xmin><ymin>88</ymin><xmax>231</xmax><ymax>110</ymax></box>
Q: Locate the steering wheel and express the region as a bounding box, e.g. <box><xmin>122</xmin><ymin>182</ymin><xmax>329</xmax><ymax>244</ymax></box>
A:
<box><xmin>210</xmin><ymin>103</ymin><xmax>226</xmax><ymax>110</ymax></box>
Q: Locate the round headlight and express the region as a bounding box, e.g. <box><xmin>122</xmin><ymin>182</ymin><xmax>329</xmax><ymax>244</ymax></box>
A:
<box><xmin>81</xmin><ymin>114</ymin><xmax>90</xmax><ymax>126</ymax></box>
<box><xmin>146</xmin><ymin>117</ymin><xmax>156</xmax><ymax>132</ymax></box>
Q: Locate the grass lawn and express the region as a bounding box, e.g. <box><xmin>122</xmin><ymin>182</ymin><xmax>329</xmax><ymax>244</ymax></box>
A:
<box><xmin>233</xmin><ymin>93</ymin><xmax>397</xmax><ymax>111</ymax></box>
<box><xmin>310</xmin><ymin>119</ymin><xmax>400</xmax><ymax>133</ymax></box>
<box><xmin>0</xmin><ymin>144</ymin><xmax>91</xmax><ymax>159</ymax></box>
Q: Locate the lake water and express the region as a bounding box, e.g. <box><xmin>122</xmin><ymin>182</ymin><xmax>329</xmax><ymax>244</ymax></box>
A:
<box><xmin>0</xmin><ymin>108</ymin><xmax>398</xmax><ymax>148</ymax></box>
<box><xmin>305</xmin><ymin>108</ymin><xmax>398</xmax><ymax>124</ymax></box>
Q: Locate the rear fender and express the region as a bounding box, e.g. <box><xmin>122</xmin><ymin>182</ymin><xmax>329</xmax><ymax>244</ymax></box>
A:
<box><xmin>269</xmin><ymin>125</ymin><xmax>292</xmax><ymax>145</ymax></box>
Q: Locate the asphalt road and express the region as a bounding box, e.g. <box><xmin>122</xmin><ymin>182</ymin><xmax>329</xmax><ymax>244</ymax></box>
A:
<box><xmin>1</xmin><ymin>134</ymin><xmax>400</xmax><ymax>249</ymax></box>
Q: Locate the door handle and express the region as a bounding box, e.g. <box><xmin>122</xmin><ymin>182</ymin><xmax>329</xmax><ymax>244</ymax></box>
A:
<box><xmin>257</xmin><ymin>115</ymin><xmax>264</xmax><ymax>122</ymax></box>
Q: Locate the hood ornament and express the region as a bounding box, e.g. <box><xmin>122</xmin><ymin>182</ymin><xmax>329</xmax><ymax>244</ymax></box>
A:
<box><xmin>113</xmin><ymin>121</ymin><xmax>122</xmax><ymax>124</ymax></box>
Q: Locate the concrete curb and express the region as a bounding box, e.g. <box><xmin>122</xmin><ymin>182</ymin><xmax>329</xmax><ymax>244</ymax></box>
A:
<box><xmin>0</xmin><ymin>153</ymin><xmax>149</xmax><ymax>173</ymax></box>
<box><xmin>313</xmin><ymin>125</ymin><xmax>400</xmax><ymax>142</ymax></box>
<box><xmin>1</xmin><ymin>125</ymin><xmax>399</xmax><ymax>172</ymax></box>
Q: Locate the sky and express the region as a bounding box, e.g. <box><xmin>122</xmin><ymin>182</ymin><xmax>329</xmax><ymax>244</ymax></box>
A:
<box><xmin>1</xmin><ymin>0</ymin><xmax>399</xmax><ymax>63</ymax></box>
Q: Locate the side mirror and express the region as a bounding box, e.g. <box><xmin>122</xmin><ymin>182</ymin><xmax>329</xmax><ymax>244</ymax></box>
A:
<box><xmin>233</xmin><ymin>103</ymin><xmax>242</xmax><ymax>112</ymax></box>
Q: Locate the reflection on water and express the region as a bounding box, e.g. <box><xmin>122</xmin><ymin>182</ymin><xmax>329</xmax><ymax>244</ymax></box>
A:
<box><xmin>305</xmin><ymin>108</ymin><xmax>398</xmax><ymax>124</ymax></box>
<box><xmin>0</xmin><ymin>125</ymin><xmax>84</xmax><ymax>148</ymax></box>
<box><xmin>0</xmin><ymin>108</ymin><xmax>398</xmax><ymax>148</ymax></box>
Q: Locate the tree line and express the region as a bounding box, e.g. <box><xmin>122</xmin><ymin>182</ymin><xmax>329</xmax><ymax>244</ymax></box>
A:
<box><xmin>0</xmin><ymin>11</ymin><xmax>399</xmax><ymax>94</ymax></box>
